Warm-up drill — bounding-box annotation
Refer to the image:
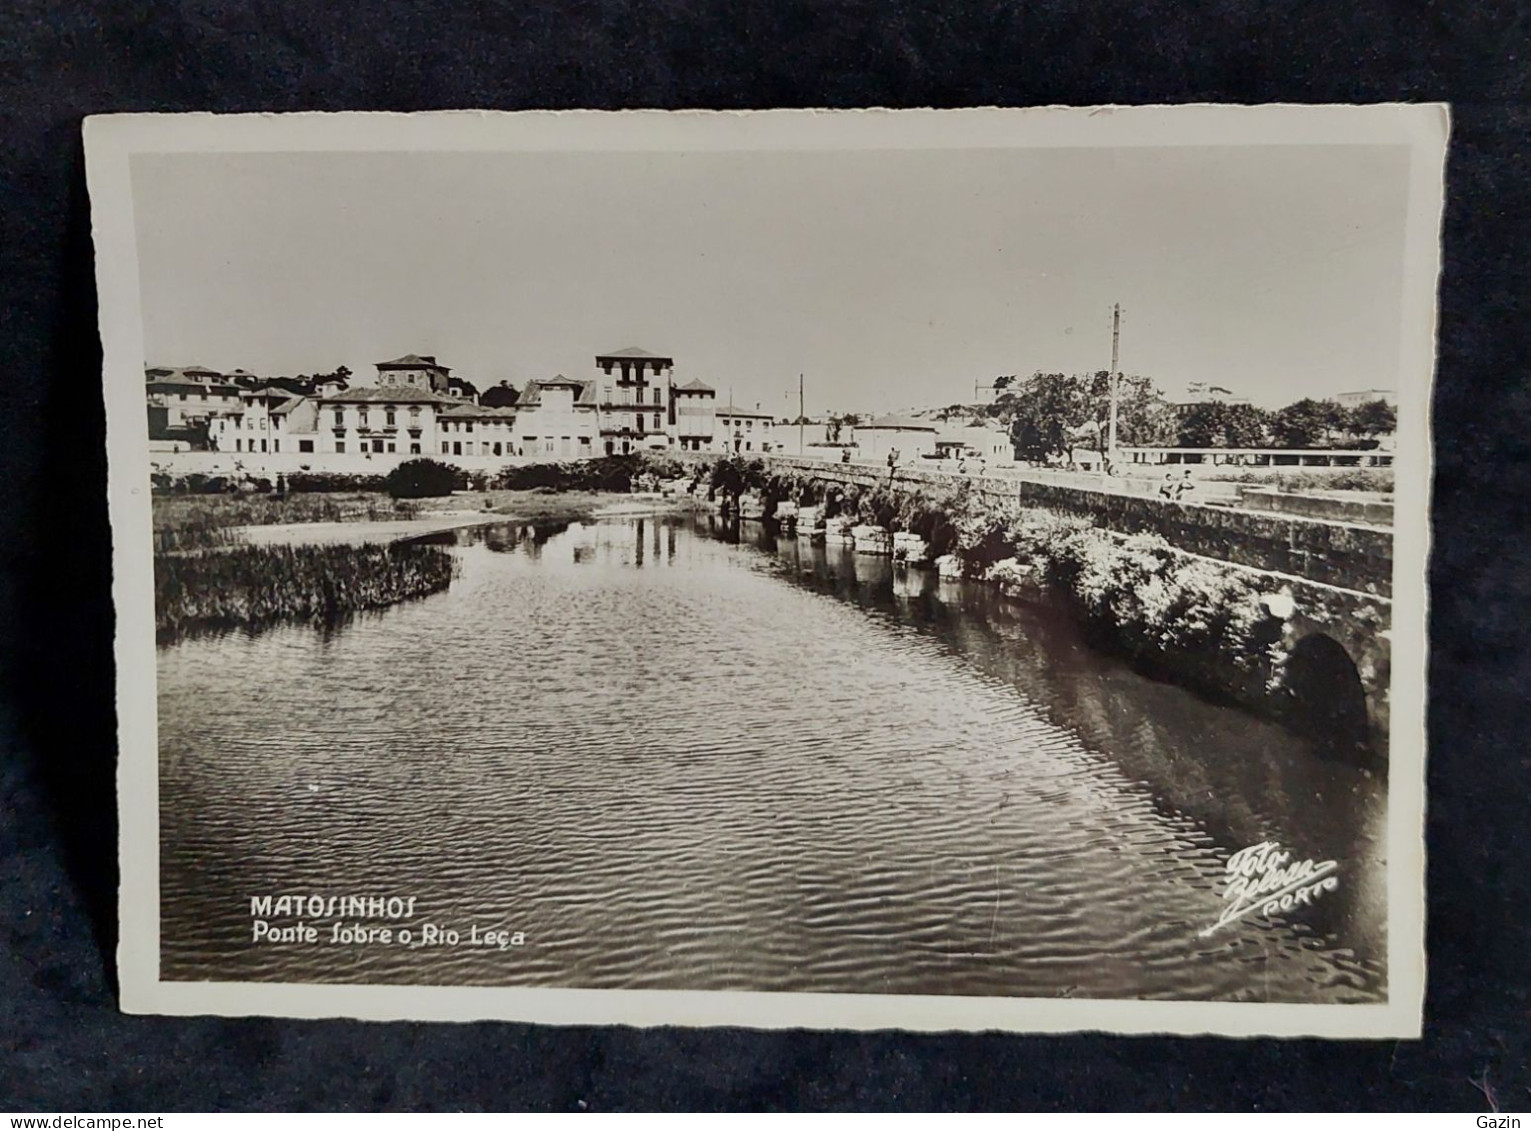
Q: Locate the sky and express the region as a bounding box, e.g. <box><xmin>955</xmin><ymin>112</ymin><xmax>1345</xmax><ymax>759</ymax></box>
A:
<box><xmin>131</xmin><ymin>143</ymin><xmax>1413</xmax><ymax>414</ymax></box>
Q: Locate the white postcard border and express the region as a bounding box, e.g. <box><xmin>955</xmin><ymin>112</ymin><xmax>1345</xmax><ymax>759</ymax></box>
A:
<box><xmin>87</xmin><ymin>104</ymin><xmax>1446</xmax><ymax>1037</ymax></box>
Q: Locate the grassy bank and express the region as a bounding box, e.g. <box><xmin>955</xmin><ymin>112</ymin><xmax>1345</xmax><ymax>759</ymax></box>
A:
<box><xmin>155</xmin><ymin>542</ymin><xmax>456</xmax><ymax>642</ymax></box>
<box><xmin>1200</xmin><ymin>467</ymin><xmax>1393</xmax><ymax>493</ymax></box>
<box><xmin>153</xmin><ymin>493</ymin><xmax>423</xmax><ymax>551</ymax></box>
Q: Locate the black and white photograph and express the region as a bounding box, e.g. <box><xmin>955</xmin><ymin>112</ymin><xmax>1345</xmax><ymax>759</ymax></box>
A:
<box><xmin>88</xmin><ymin>106</ymin><xmax>1443</xmax><ymax>1035</ymax></box>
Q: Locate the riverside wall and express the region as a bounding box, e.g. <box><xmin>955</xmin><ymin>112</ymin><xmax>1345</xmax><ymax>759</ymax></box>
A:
<box><xmin>764</xmin><ymin>457</ymin><xmax>1393</xmax><ymax>597</ymax></box>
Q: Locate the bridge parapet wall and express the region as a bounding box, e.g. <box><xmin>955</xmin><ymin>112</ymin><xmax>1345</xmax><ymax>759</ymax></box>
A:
<box><xmin>765</xmin><ymin>458</ymin><xmax>1392</xmax><ymax>596</ymax></box>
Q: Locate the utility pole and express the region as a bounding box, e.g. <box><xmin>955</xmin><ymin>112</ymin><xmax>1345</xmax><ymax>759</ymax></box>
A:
<box><xmin>799</xmin><ymin>373</ymin><xmax>805</xmax><ymax>457</ymax></box>
<box><xmin>1107</xmin><ymin>303</ymin><xmax>1122</xmax><ymax>471</ymax></box>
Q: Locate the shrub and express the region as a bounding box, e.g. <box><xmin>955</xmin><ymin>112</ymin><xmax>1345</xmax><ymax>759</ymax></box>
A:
<box><xmin>286</xmin><ymin>471</ymin><xmax>391</xmax><ymax>493</ymax></box>
<box><xmin>386</xmin><ymin>458</ymin><xmax>460</xmax><ymax>499</ymax></box>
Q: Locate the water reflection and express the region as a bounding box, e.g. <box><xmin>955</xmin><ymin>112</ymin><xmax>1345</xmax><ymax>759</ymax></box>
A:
<box><xmin>157</xmin><ymin>513</ymin><xmax>1385</xmax><ymax>1000</ymax></box>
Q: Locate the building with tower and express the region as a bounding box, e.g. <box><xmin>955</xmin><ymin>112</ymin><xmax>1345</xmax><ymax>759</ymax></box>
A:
<box><xmin>374</xmin><ymin>354</ymin><xmax>454</xmax><ymax>395</ymax></box>
<box><xmin>594</xmin><ymin>347</ymin><xmax>674</xmax><ymax>454</ymax></box>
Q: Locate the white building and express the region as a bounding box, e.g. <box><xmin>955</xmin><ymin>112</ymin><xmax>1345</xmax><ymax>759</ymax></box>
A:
<box><xmin>146</xmin><ymin>370</ymin><xmax>243</xmax><ymax>441</ymax></box>
<box><xmin>593</xmin><ymin>348</ymin><xmax>673</xmax><ymax>454</ymax></box>
<box><xmin>713</xmin><ymin>404</ymin><xmax>777</xmax><ymax>454</ymax></box>
<box><xmin>319</xmin><ymin>387</ymin><xmax>451</xmax><ymax>455</ymax></box>
<box><xmin>934</xmin><ymin>422</ymin><xmax>1016</xmax><ymax>465</ymax></box>
<box><xmin>672</xmin><ymin>378</ymin><xmax>717</xmax><ymax>451</ymax></box>
<box><xmin>437</xmin><ymin>402</ymin><xmax>519</xmax><ymax>458</ymax></box>
<box><xmin>1335</xmin><ymin>388</ymin><xmax>1398</xmax><ymax>408</ymax></box>
<box><xmin>852</xmin><ymin>415</ymin><xmax>939</xmax><ymax>461</ymax></box>
<box><xmin>516</xmin><ymin>375</ymin><xmax>598</xmax><ymax>459</ymax></box>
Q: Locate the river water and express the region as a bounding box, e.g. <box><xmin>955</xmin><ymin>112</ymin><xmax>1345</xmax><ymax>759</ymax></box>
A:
<box><xmin>158</xmin><ymin>512</ymin><xmax>1386</xmax><ymax>1002</ymax></box>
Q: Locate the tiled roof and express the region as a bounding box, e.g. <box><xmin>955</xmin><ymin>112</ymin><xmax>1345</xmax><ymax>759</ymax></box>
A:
<box><xmin>376</xmin><ymin>354</ymin><xmax>450</xmax><ymax>371</ymax></box>
<box><xmin>859</xmin><ymin>414</ymin><xmax>938</xmax><ymax>431</ymax></box>
<box><xmin>676</xmin><ymin>378</ymin><xmax>715</xmax><ymax>393</ymax></box>
<box><xmin>146</xmin><ymin>366</ymin><xmax>229</xmax><ymax>383</ymax></box>
<box><xmin>146</xmin><ymin>377</ymin><xmax>240</xmax><ymax>393</ymax></box>
<box><xmin>321</xmin><ymin>387</ymin><xmax>459</xmax><ymax>405</ymax></box>
<box><xmin>715</xmin><ymin>403</ymin><xmax>775</xmax><ymax>420</ymax></box>
<box><xmin>596</xmin><ymin>347</ymin><xmax>669</xmax><ymax>359</ymax></box>
<box><xmin>437</xmin><ymin>404</ymin><xmax>518</xmax><ymax>420</ymax></box>
<box><xmin>518</xmin><ymin>378</ymin><xmax>599</xmax><ymax>409</ymax></box>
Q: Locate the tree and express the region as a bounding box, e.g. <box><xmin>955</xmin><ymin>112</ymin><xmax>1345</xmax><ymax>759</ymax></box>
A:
<box><xmin>1271</xmin><ymin>397</ymin><xmax>1347</xmax><ymax>448</ymax></box>
<box><xmin>386</xmin><ymin>458</ymin><xmax>459</xmax><ymax>499</ymax></box>
<box><xmin>1347</xmin><ymin>398</ymin><xmax>1396</xmax><ymax>439</ymax></box>
<box><xmin>1177</xmin><ymin>401</ymin><xmax>1270</xmax><ymax>448</ymax></box>
<box><xmin>1004</xmin><ymin>372</ymin><xmax>1087</xmax><ymax>463</ymax></box>
<box><xmin>481</xmin><ymin>381</ymin><xmax>520</xmax><ymax>408</ymax></box>
<box><xmin>1080</xmin><ymin>370</ymin><xmax>1174</xmax><ymax>454</ymax></box>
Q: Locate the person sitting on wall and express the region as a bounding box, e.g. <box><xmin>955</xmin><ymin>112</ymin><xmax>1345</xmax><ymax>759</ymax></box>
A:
<box><xmin>1159</xmin><ymin>471</ymin><xmax>1178</xmax><ymax>499</ymax></box>
<box><xmin>841</xmin><ymin>447</ymin><xmax>852</xmax><ymax>463</ymax></box>
<box><xmin>1175</xmin><ymin>469</ymin><xmax>1196</xmax><ymax>500</ymax></box>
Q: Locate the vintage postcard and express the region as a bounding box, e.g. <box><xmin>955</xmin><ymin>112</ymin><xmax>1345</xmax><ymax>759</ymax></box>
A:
<box><xmin>88</xmin><ymin>106</ymin><xmax>1445</xmax><ymax>1036</ymax></box>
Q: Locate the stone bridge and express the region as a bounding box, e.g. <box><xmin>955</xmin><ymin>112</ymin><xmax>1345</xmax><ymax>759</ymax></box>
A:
<box><xmin>760</xmin><ymin>457</ymin><xmax>1393</xmax><ymax>757</ymax></box>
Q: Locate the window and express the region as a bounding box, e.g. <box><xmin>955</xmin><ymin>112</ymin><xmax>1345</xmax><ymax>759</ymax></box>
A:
<box><xmin>234</xmin><ymin>439</ymin><xmax>242</xmax><ymax>452</ymax></box>
<box><xmin>409</xmin><ymin>406</ymin><xmax>421</xmax><ymax>421</ymax></box>
<box><xmin>653</xmin><ymin>413</ymin><xmax>661</xmax><ymax>430</ymax></box>
<box><xmin>333</xmin><ymin>410</ymin><xmax>344</xmax><ymax>427</ymax></box>
<box><xmin>385</xmin><ymin>409</ymin><xmax>396</xmax><ymax>426</ymax></box>
<box><xmin>260</xmin><ymin>439</ymin><xmax>268</xmax><ymax>453</ymax></box>
<box><xmin>299</xmin><ymin>440</ymin><xmax>314</xmax><ymax>453</ymax></box>
<box><xmin>653</xmin><ymin>388</ymin><xmax>662</xmax><ymax>405</ymax></box>
<box><xmin>493</xmin><ymin>442</ymin><xmax>501</xmax><ymax>456</ymax></box>
<box><xmin>273</xmin><ymin>440</ymin><xmax>280</xmax><ymax>453</ymax></box>
<box><xmin>410</xmin><ymin>443</ymin><xmax>421</xmax><ymax>454</ymax></box>
<box><xmin>441</xmin><ymin>443</ymin><xmax>449</xmax><ymax>455</ymax></box>
<box><xmin>465</xmin><ymin>422</ymin><xmax>473</xmax><ymax>433</ymax></box>
<box><xmin>359</xmin><ymin>410</ymin><xmax>369</xmax><ymax>427</ymax></box>
<box><xmin>453</xmin><ymin>442</ymin><xmax>462</xmax><ymax>456</ymax></box>
<box><xmin>336</xmin><ymin>441</ymin><xmax>345</xmax><ymax>453</ymax></box>
<box><xmin>386</xmin><ymin>442</ymin><xmax>396</xmax><ymax>453</ymax></box>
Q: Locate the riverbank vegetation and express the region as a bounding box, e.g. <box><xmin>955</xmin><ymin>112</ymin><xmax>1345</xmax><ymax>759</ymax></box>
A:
<box><xmin>1200</xmin><ymin>467</ymin><xmax>1393</xmax><ymax>494</ymax></box>
<box><xmin>155</xmin><ymin>542</ymin><xmax>455</xmax><ymax>641</ymax></box>
<box><xmin>152</xmin><ymin>493</ymin><xmax>423</xmax><ymax>551</ymax></box>
<box><xmin>706</xmin><ymin>457</ymin><xmax>1294</xmax><ymax>707</ymax></box>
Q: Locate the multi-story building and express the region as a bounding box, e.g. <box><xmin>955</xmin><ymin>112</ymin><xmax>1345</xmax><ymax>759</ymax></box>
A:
<box><xmin>437</xmin><ymin>402</ymin><xmax>519</xmax><ymax>458</ymax></box>
<box><xmin>515</xmin><ymin>375</ymin><xmax>598</xmax><ymax>458</ymax></box>
<box><xmin>146</xmin><ymin>369</ymin><xmax>243</xmax><ymax>444</ymax></box>
<box><xmin>320</xmin><ymin>387</ymin><xmax>449</xmax><ymax>455</ymax></box>
<box><xmin>374</xmin><ymin>353</ymin><xmax>454</xmax><ymax>394</ymax></box>
<box><xmin>211</xmin><ymin>388</ymin><xmax>323</xmax><ymax>454</ymax></box>
<box><xmin>593</xmin><ymin>347</ymin><xmax>674</xmax><ymax>454</ymax></box>
<box><xmin>671</xmin><ymin>378</ymin><xmax>717</xmax><ymax>451</ymax></box>
<box><xmin>713</xmin><ymin>404</ymin><xmax>777</xmax><ymax>454</ymax></box>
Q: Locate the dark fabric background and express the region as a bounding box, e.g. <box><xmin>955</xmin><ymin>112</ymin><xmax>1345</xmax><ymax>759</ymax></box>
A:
<box><xmin>1</xmin><ymin>0</ymin><xmax>1527</xmax><ymax>1112</ymax></box>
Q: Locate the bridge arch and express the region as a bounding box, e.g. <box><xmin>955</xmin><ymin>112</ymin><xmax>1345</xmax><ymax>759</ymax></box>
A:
<box><xmin>1281</xmin><ymin>630</ymin><xmax>1378</xmax><ymax>763</ymax></box>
